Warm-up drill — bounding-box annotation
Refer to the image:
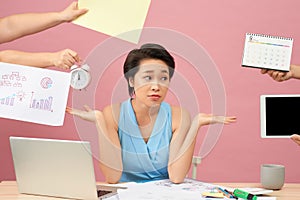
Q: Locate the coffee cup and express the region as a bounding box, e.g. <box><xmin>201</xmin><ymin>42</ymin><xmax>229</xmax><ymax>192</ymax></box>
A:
<box><xmin>260</xmin><ymin>164</ymin><xmax>285</xmax><ymax>190</ymax></box>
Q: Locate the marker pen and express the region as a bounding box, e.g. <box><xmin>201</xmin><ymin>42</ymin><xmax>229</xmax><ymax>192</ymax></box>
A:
<box><xmin>233</xmin><ymin>189</ymin><xmax>257</xmax><ymax>200</ymax></box>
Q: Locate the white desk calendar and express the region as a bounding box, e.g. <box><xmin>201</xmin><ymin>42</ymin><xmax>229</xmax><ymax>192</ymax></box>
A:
<box><xmin>242</xmin><ymin>33</ymin><xmax>293</xmax><ymax>71</ymax></box>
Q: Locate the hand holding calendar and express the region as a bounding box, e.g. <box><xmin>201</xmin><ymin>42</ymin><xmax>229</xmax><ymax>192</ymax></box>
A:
<box><xmin>242</xmin><ymin>33</ymin><xmax>293</xmax><ymax>72</ymax></box>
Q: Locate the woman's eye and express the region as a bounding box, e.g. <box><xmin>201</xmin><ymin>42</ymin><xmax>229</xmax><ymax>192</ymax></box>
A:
<box><xmin>144</xmin><ymin>76</ymin><xmax>151</xmax><ymax>81</ymax></box>
<box><xmin>161</xmin><ymin>77</ymin><xmax>168</xmax><ymax>81</ymax></box>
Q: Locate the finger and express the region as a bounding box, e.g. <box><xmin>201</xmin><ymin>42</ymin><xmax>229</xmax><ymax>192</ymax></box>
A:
<box><xmin>273</xmin><ymin>72</ymin><xmax>283</xmax><ymax>82</ymax></box>
<box><xmin>73</xmin><ymin>1</ymin><xmax>89</xmax><ymax>13</ymax></box>
<box><xmin>212</xmin><ymin>116</ymin><xmax>226</xmax><ymax>123</ymax></box>
<box><xmin>267</xmin><ymin>70</ymin><xmax>274</xmax><ymax>76</ymax></box>
<box><xmin>73</xmin><ymin>1</ymin><xmax>78</xmax><ymax>9</ymax></box>
<box><xmin>280</xmin><ymin>71</ymin><xmax>291</xmax><ymax>81</ymax></box>
<box><xmin>291</xmin><ymin>134</ymin><xmax>300</xmax><ymax>140</ymax></box>
<box><xmin>60</xmin><ymin>63</ymin><xmax>71</xmax><ymax>70</ymax></box>
<box><xmin>67</xmin><ymin>49</ymin><xmax>80</xmax><ymax>62</ymax></box>
<box><xmin>223</xmin><ymin>116</ymin><xmax>236</xmax><ymax>124</ymax></box>
<box><xmin>61</xmin><ymin>55</ymin><xmax>76</xmax><ymax>69</ymax></box>
<box><xmin>70</xmin><ymin>2</ymin><xmax>79</xmax><ymax>11</ymax></box>
<box><xmin>64</xmin><ymin>56</ymin><xmax>76</xmax><ymax>67</ymax></box>
<box><xmin>275</xmin><ymin>73</ymin><xmax>283</xmax><ymax>82</ymax></box>
<box><xmin>78</xmin><ymin>8</ymin><xmax>89</xmax><ymax>15</ymax></box>
<box><xmin>83</xmin><ymin>105</ymin><xmax>92</xmax><ymax>112</ymax></box>
<box><xmin>66</xmin><ymin>107</ymin><xmax>72</xmax><ymax>113</ymax></box>
<box><xmin>228</xmin><ymin>116</ymin><xmax>237</xmax><ymax>121</ymax></box>
<box><xmin>278</xmin><ymin>71</ymin><xmax>286</xmax><ymax>77</ymax></box>
<box><xmin>261</xmin><ymin>69</ymin><xmax>268</xmax><ymax>74</ymax></box>
<box><xmin>65</xmin><ymin>51</ymin><xmax>78</xmax><ymax>63</ymax></box>
<box><xmin>271</xmin><ymin>71</ymin><xmax>279</xmax><ymax>80</ymax></box>
<box><xmin>227</xmin><ymin>118</ymin><xmax>237</xmax><ymax>123</ymax></box>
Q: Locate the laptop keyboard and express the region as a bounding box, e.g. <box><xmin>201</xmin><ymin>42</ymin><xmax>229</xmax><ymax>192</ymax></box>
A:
<box><xmin>97</xmin><ymin>189</ymin><xmax>113</xmax><ymax>197</ymax></box>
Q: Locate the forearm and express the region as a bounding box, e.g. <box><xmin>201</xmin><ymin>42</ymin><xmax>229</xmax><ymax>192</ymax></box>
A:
<box><xmin>0</xmin><ymin>50</ymin><xmax>55</xmax><ymax>68</ymax></box>
<box><xmin>291</xmin><ymin>64</ymin><xmax>300</xmax><ymax>79</ymax></box>
<box><xmin>95</xmin><ymin>112</ymin><xmax>123</xmax><ymax>183</ymax></box>
<box><xmin>0</xmin><ymin>12</ymin><xmax>65</xmax><ymax>43</ymax></box>
<box><xmin>168</xmin><ymin>116</ymin><xmax>200</xmax><ymax>183</ymax></box>
<box><xmin>168</xmin><ymin>140</ymin><xmax>196</xmax><ymax>183</ymax></box>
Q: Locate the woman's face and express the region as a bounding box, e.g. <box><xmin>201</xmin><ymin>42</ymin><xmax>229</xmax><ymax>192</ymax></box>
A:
<box><xmin>130</xmin><ymin>59</ymin><xmax>170</xmax><ymax>107</ymax></box>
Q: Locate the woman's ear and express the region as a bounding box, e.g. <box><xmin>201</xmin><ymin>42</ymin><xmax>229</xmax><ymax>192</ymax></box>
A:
<box><xmin>129</xmin><ymin>77</ymin><xmax>134</xmax><ymax>87</ymax></box>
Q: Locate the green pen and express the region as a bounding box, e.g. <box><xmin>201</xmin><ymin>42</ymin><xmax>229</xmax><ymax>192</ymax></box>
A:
<box><xmin>233</xmin><ymin>189</ymin><xmax>257</xmax><ymax>200</ymax></box>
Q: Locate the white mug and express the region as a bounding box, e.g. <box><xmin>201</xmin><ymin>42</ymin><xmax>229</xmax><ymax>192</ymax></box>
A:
<box><xmin>260</xmin><ymin>164</ymin><xmax>285</xmax><ymax>190</ymax></box>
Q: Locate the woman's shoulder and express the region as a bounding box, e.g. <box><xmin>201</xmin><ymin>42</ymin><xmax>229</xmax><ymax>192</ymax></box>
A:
<box><xmin>170</xmin><ymin>105</ymin><xmax>190</xmax><ymax>116</ymax></box>
<box><xmin>102</xmin><ymin>103</ymin><xmax>121</xmax><ymax>127</ymax></box>
<box><xmin>103</xmin><ymin>103</ymin><xmax>121</xmax><ymax>115</ymax></box>
<box><xmin>170</xmin><ymin>105</ymin><xmax>191</xmax><ymax>132</ymax></box>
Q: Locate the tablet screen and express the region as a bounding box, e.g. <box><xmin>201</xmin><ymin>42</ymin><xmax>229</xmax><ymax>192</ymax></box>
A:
<box><xmin>260</xmin><ymin>95</ymin><xmax>300</xmax><ymax>138</ymax></box>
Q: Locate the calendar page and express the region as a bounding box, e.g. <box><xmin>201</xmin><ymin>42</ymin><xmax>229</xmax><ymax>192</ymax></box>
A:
<box><xmin>242</xmin><ymin>33</ymin><xmax>293</xmax><ymax>71</ymax></box>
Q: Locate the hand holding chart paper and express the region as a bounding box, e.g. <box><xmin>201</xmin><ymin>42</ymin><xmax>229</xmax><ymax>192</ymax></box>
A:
<box><xmin>0</xmin><ymin>62</ymin><xmax>71</xmax><ymax>126</ymax></box>
<box><xmin>72</xmin><ymin>0</ymin><xmax>151</xmax><ymax>44</ymax></box>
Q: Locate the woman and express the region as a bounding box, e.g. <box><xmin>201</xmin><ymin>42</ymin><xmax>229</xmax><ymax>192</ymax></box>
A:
<box><xmin>67</xmin><ymin>43</ymin><xmax>236</xmax><ymax>183</ymax></box>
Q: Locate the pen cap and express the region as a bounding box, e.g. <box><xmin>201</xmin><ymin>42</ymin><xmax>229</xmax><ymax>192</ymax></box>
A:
<box><xmin>233</xmin><ymin>189</ymin><xmax>257</xmax><ymax>200</ymax></box>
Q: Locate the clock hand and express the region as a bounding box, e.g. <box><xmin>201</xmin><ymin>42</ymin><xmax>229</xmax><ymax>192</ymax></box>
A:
<box><xmin>77</xmin><ymin>73</ymin><xmax>81</xmax><ymax>80</ymax></box>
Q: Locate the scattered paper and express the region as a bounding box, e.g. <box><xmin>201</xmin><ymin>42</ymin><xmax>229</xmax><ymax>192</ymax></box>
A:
<box><xmin>116</xmin><ymin>179</ymin><xmax>222</xmax><ymax>200</ymax></box>
<box><xmin>105</xmin><ymin>179</ymin><xmax>277</xmax><ymax>200</ymax></box>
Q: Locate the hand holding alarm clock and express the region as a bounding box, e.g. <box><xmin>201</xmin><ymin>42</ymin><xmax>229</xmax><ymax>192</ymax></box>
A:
<box><xmin>70</xmin><ymin>64</ymin><xmax>91</xmax><ymax>90</ymax></box>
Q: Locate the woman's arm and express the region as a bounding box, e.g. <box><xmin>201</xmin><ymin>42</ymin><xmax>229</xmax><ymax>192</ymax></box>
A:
<box><xmin>168</xmin><ymin>107</ymin><xmax>193</xmax><ymax>183</ymax></box>
<box><xmin>66</xmin><ymin>105</ymin><xmax>123</xmax><ymax>183</ymax></box>
<box><xmin>168</xmin><ymin>108</ymin><xmax>236</xmax><ymax>183</ymax></box>
<box><xmin>0</xmin><ymin>49</ymin><xmax>80</xmax><ymax>69</ymax></box>
<box><xmin>98</xmin><ymin>105</ymin><xmax>123</xmax><ymax>183</ymax></box>
<box><xmin>0</xmin><ymin>2</ymin><xmax>87</xmax><ymax>44</ymax></box>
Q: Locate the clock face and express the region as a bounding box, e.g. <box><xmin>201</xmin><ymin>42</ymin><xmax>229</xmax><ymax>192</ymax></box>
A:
<box><xmin>70</xmin><ymin>68</ymin><xmax>91</xmax><ymax>90</ymax></box>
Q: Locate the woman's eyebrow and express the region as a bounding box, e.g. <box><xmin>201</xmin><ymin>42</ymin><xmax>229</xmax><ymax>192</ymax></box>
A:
<box><xmin>161</xmin><ymin>69</ymin><xmax>169</xmax><ymax>74</ymax></box>
<box><xmin>142</xmin><ymin>70</ymin><xmax>154</xmax><ymax>74</ymax></box>
<box><xmin>141</xmin><ymin>68</ymin><xmax>169</xmax><ymax>74</ymax></box>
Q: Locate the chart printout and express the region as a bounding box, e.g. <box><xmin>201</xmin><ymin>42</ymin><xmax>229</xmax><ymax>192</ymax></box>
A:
<box><xmin>0</xmin><ymin>62</ymin><xmax>71</xmax><ymax>126</ymax></box>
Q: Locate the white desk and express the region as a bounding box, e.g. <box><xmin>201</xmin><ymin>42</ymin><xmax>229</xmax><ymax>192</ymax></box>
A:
<box><xmin>1</xmin><ymin>181</ymin><xmax>300</xmax><ymax>200</ymax></box>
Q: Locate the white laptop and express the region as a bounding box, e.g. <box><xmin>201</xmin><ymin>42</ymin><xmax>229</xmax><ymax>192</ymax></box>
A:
<box><xmin>10</xmin><ymin>136</ymin><xmax>122</xmax><ymax>199</ymax></box>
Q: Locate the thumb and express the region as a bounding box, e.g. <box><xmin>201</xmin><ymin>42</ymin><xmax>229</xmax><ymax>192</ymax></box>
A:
<box><xmin>83</xmin><ymin>105</ymin><xmax>92</xmax><ymax>112</ymax></box>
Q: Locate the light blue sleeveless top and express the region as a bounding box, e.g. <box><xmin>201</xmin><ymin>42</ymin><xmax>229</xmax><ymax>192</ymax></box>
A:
<box><xmin>118</xmin><ymin>99</ymin><xmax>172</xmax><ymax>182</ymax></box>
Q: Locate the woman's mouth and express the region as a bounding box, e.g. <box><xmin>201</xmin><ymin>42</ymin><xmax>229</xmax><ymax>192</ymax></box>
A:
<box><xmin>148</xmin><ymin>94</ymin><xmax>161</xmax><ymax>100</ymax></box>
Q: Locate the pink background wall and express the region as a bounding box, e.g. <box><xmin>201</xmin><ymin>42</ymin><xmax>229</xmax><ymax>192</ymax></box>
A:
<box><xmin>1</xmin><ymin>0</ymin><xmax>299</xmax><ymax>183</ymax></box>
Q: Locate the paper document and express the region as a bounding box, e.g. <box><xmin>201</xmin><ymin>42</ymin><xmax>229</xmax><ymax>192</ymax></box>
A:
<box><xmin>116</xmin><ymin>179</ymin><xmax>224</xmax><ymax>200</ymax></box>
<box><xmin>73</xmin><ymin>0</ymin><xmax>151</xmax><ymax>44</ymax></box>
<box><xmin>0</xmin><ymin>62</ymin><xmax>71</xmax><ymax>126</ymax></box>
<box><xmin>107</xmin><ymin>179</ymin><xmax>277</xmax><ymax>200</ymax></box>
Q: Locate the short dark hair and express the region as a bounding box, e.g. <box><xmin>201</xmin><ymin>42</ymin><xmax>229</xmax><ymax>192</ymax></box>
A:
<box><xmin>123</xmin><ymin>43</ymin><xmax>175</xmax><ymax>96</ymax></box>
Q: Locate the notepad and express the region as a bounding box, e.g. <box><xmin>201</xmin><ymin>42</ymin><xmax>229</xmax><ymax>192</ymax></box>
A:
<box><xmin>242</xmin><ymin>33</ymin><xmax>293</xmax><ymax>71</ymax></box>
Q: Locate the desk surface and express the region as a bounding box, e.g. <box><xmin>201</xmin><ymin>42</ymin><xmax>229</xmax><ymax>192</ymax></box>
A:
<box><xmin>215</xmin><ymin>182</ymin><xmax>300</xmax><ymax>200</ymax></box>
<box><xmin>1</xmin><ymin>181</ymin><xmax>300</xmax><ymax>200</ymax></box>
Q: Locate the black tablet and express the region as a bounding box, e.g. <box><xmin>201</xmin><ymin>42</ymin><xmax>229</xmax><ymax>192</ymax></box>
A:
<box><xmin>260</xmin><ymin>94</ymin><xmax>300</xmax><ymax>138</ymax></box>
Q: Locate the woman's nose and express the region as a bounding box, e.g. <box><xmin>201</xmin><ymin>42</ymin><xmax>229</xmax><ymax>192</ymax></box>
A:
<box><xmin>150</xmin><ymin>81</ymin><xmax>160</xmax><ymax>91</ymax></box>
